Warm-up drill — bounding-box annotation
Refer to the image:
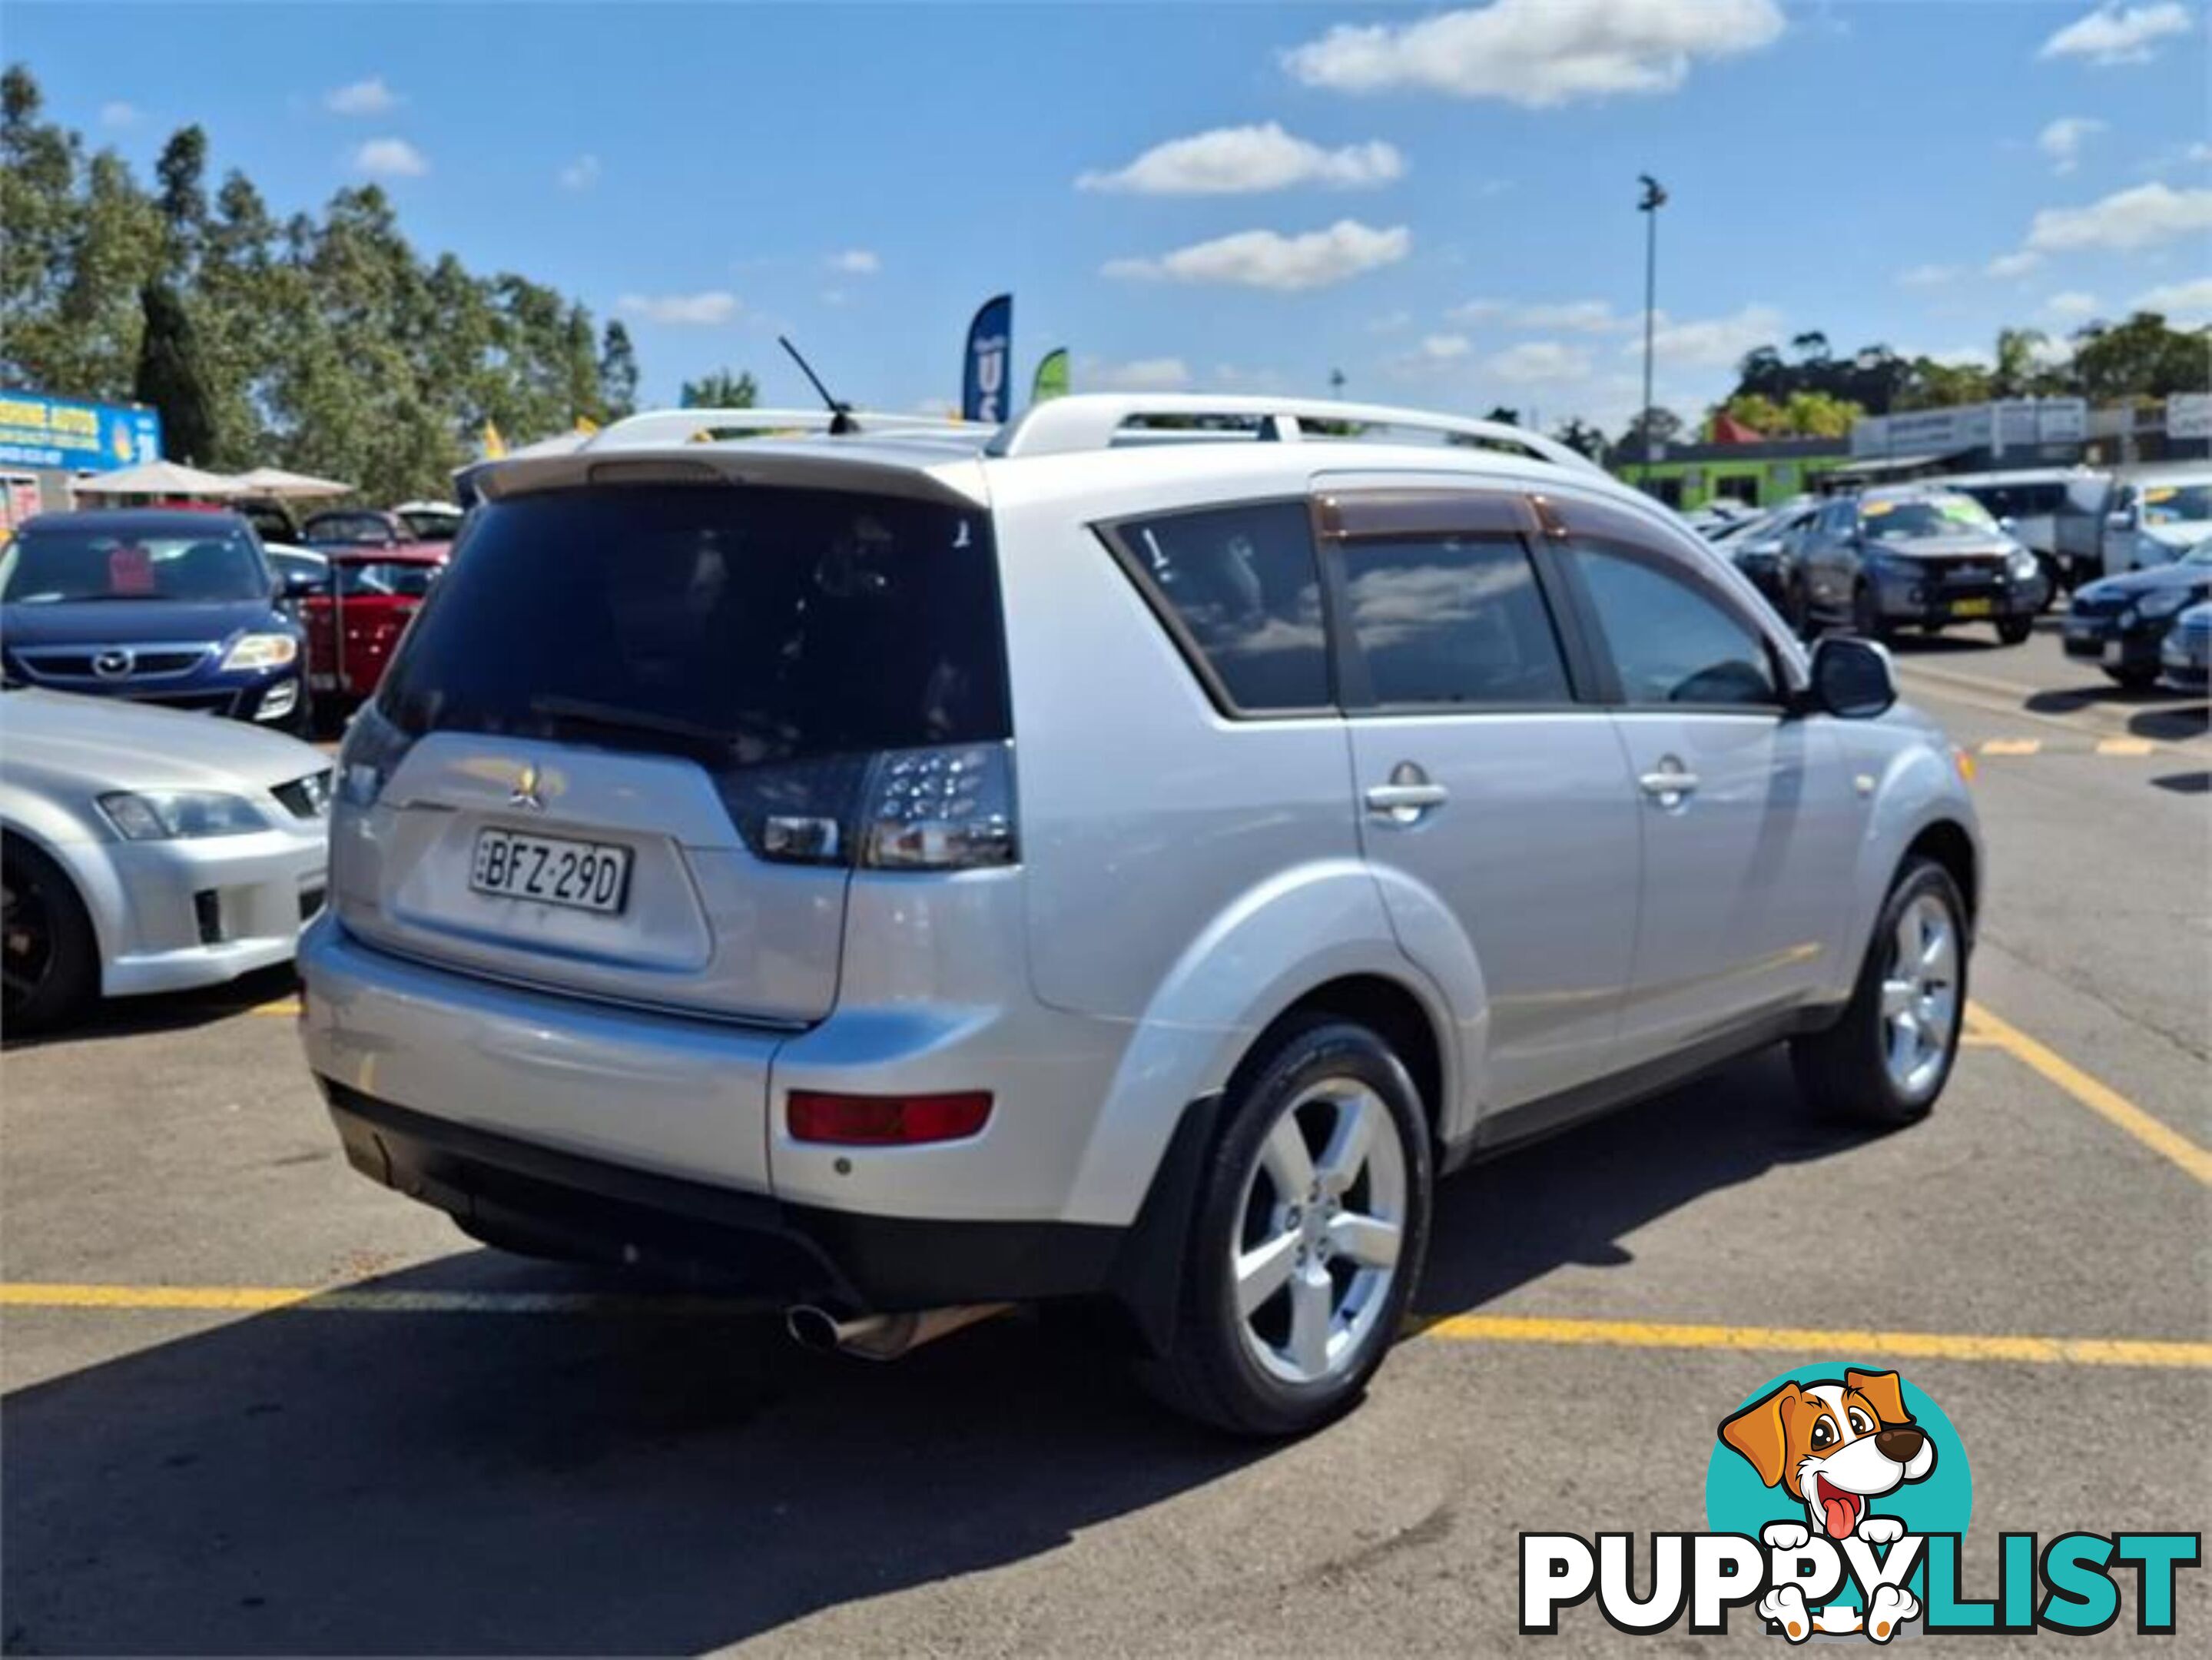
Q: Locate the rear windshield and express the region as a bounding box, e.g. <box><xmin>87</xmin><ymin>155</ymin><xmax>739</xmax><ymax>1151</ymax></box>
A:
<box><xmin>377</xmin><ymin>484</ymin><xmax>1009</xmax><ymax>765</ymax></box>
<box><xmin>2</xmin><ymin>523</ymin><xmax>268</xmax><ymax>604</ymax></box>
<box><xmin>305</xmin><ymin>512</ymin><xmax>398</xmax><ymax>546</ymax></box>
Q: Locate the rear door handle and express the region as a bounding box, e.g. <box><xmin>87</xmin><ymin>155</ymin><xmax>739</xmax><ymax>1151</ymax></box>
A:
<box><xmin>1638</xmin><ymin>761</ymin><xmax>1700</xmax><ymax>804</ymax></box>
<box><xmin>1365</xmin><ymin>762</ymin><xmax>1448</xmax><ymax>825</ymax></box>
<box><xmin>1365</xmin><ymin>782</ymin><xmax>1450</xmax><ymax>811</ymax></box>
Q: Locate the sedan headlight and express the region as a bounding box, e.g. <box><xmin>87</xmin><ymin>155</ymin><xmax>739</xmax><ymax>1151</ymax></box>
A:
<box><xmin>98</xmin><ymin>790</ymin><xmax>270</xmax><ymax>841</ymax></box>
<box><xmin>222</xmin><ymin>632</ymin><xmax>300</xmax><ymax>672</ymax></box>
<box><xmin>2007</xmin><ymin>548</ymin><xmax>2041</xmax><ymax>581</ymax></box>
<box><xmin>2135</xmin><ymin>587</ymin><xmax>2193</xmax><ymax>621</ymax></box>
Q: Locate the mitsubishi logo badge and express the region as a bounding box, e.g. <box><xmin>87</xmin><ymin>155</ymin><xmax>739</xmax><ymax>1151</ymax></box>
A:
<box><xmin>91</xmin><ymin>648</ymin><xmax>133</xmax><ymax>679</ymax></box>
<box><xmin>509</xmin><ymin>763</ymin><xmax>546</xmax><ymax>812</ymax></box>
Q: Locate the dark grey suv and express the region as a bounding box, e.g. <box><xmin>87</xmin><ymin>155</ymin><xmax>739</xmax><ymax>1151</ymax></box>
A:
<box><xmin>1797</xmin><ymin>488</ymin><xmax>2047</xmax><ymax>645</ymax></box>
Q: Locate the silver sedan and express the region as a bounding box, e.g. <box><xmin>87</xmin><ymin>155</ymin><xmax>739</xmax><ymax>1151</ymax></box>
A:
<box><xmin>2</xmin><ymin>687</ymin><xmax>330</xmax><ymax>1031</ymax></box>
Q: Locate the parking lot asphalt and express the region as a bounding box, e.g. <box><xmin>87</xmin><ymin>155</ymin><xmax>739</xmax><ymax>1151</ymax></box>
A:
<box><xmin>3</xmin><ymin>619</ymin><xmax>2206</xmax><ymax>1656</ymax></box>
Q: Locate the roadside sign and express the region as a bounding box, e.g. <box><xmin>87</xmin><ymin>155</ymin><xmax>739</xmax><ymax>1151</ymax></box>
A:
<box><xmin>0</xmin><ymin>390</ymin><xmax>163</xmax><ymax>472</ymax></box>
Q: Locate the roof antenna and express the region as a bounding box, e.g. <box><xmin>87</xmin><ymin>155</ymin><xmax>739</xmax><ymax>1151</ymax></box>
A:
<box><xmin>778</xmin><ymin>336</ymin><xmax>857</xmax><ymax>435</ymax></box>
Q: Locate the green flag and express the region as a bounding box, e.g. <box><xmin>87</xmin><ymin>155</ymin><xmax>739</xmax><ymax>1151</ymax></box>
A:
<box><xmin>1032</xmin><ymin>347</ymin><xmax>1070</xmax><ymax>406</ymax></box>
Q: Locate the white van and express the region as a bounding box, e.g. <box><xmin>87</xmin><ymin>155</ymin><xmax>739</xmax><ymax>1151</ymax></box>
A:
<box><xmin>2103</xmin><ymin>468</ymin><xmax>2212</xmax><ymax>576</ymax></box>
<box><xmin>1942</xmin><ymin>468</ymin><xmax>2110</xmax><ymax>594</ymax></box>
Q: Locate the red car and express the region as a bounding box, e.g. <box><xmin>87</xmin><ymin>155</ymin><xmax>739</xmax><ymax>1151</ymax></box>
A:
<box><xmin>299</xmin><ymin>545</ymin><xmax>446</xmax><ymax>705</ymax></box>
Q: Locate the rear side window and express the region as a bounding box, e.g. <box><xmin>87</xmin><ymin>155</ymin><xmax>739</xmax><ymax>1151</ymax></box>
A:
<box><xmin>1338</xmin><ymin>536</ymin><xmax>1571</xmax><ymax>706</ymax></box>
<box><xmin>1112</xmin><ymin>500</ymin><xmax>1329</xmax><ymax>712</ymax></box>
<box><xmin>378</xmin><ymin>485</ymin><xmax>1008</xmax><ymax>764</ymax></box>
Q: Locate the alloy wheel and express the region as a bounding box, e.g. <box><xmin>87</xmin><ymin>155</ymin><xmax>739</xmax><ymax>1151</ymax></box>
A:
<box><xmin>1231</xmin><ymin>1078</ymin><xmax>1408</xmax><ymax>1386</ymax></box>
<box><xmin>1</xmin><ymin>863</ymin><xmax>55</xmax><ymax>1018</ymax></box>
<box><xmin>1879</xmin><ymin>892</ymin><xmax>1959</xmax><ymax>1101</ymax></box>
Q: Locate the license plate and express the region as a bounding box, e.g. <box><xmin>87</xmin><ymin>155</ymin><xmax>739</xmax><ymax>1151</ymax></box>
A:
<box><xmin>1949</xmin><ymin>597</ymin><xmax>1995</xmax><ymax>619</ymax></box>
<box><xmin>469</xmin><ymin>828</ymin><xmax>631</xmax><ymax>915</ymax></box>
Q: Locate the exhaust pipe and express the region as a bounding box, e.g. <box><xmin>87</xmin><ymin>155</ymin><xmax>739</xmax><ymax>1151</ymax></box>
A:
<box><xmin>784</xmin><ymin>1302</ymin><xmax>1012</xmax><ymax>1362</ymax></box>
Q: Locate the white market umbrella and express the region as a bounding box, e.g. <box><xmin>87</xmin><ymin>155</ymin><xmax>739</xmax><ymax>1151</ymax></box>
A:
<box><xmin>235</xmin><ymin>466</ymin><xmax>356</xmax><ymax>500</ymax></box>
<box><xmin>78</xmin><ymin>460</ymin><xmax>247</xmax><ymax>498</ymax></box>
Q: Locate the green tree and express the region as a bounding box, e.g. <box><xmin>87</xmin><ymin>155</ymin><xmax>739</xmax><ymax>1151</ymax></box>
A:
<box><xmin>1550</xmin><ymin>416</ymin><xmax>1606</xmax><ymax>460</ymax></box>
<box><xmin>132</xmin><ymin>279</ymin><xmax>216</xmax><ymax>463</ymax></box>
<box><xmin>1483</xmin><ymin>404</ymin><xmax>1521</xmax><ymax>425</ymax></box>
<box><xmin>2069</xmin><ymin>312</ymin><xmax>2211</xmax><ymax>401</ymax></box>
<box><xmin>681</xmin><ymin>367</ymin><xmax>758</xmax><ymax>408</ymax></box>
<box><xmin>599</xmin><ymin>320</ymin><xmax>638</xmax><ymax>420</ymax></box>
<box><xmin>1619</xmin><ymin>406</ymin><xmax>1684</xmax><ymax>453</ymax></box>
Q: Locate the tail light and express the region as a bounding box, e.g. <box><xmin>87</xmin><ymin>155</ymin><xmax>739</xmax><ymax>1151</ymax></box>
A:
<box><xmin>336</xmin><ymin>701</ymin><xmax>418</xmax><ymax>808</ymax></box>
<box><xmin>788</xmin><ymin>1090</ymin><xmax>993</xmax><ymax>1145</ymax></box>
<box><xmin>718</xmin><ymin>741</ymin><xmax>1016</xmax><ymax>872</ymax></box>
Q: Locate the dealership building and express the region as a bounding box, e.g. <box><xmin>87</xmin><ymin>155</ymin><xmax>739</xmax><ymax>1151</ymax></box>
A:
<box><xmin>1616</xmin><ymin>393</ymin><xmax>2212</xmax><ymax>508</ymax></box>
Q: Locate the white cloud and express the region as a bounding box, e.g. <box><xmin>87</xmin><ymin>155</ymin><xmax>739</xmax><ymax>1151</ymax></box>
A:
<box><xmin>1084</xmin><ymin>356</ymin><xmax>1193</xmax><ymax>392</ymax></box>
<box><xmin>2043</xmin><ymin>290</ymin><xmax>2101</xmax><ymax>318</ymax></box>
<box><xmin>1986</xmin><ymin>250</ymin><xmax>2045</xmax><ymax>278</ymax></box>
<box><xmin>826</xmin><ymin>249</ymin><xmax>880</xmax><ymax>274</ymax></box>
<box><xmin>1897</xmin><ymin>264</ymin><xmax>1962</xmax><ymax>287</ymax></box>
<box><xmin>618</xmin><ymin>290</ymin><xmax>741</xmax><ymax>326</ymax></box>
<box><xmin>1486</xmin><ymin>340</ymin><xmax>1594</xmax><ymax>382</ymax></box>
<box><xmin>1103</xmin><ymin>219</ymin><xmax>1411</xmax><ymax>291</ymax></box>
<box><xmin>557</xmin><ymin>154</ymin><xmax>602</xmax><ymax>191</ymax></box>
<box><xmin>2025</xmin><ymin>181</ymin><xmax>2212</xmax><ymax>251</ymax></box>
<box><xmin>2131</xmin><ymin>275</ymin><xmax>2212</xmax><ymax>320</ymax></box>
<box><xmin>1077</xmin><ymin>123</ymin><xmax>1404</xmax><ymax>194</ymax></box>
<box><xmin>1366</xmin><ymin>309</ymin><xmax>1414</xmax><ymax>334</ymax></box>
<box><xmin>2038</xmin><ymin>116</ymin><xmax>2106</xmax><ymax>175</ymax></box>
<box><xmin>350</xmin><ymin>138</ymin><xmax>428</xmax><ymax>178</ymax></box>
<box><xmin>1451</xmin><ymin>297</ymin><xmax>1623</xmax><ymax>331</ymax></box>
<box><xmin>98</xmin><ymin>101</ymin><xmax>141</xmax><ymax>128</ymax></box>
<box><xmin>1282</xmin><ymin>0</ymin><xmax>1786</xmax><ymax>108</ymax></box>
<box><xmin>1623</xmin><ymin>304</ymin><xmax>1784</xmax><ymax>369</ymax></box>
<box><xmin>2038</xmin><ymin>4</ymin><xmax>2192</xmax><ymax>66</ymax></box>
<box><xmin>325</xmin><ymin>76</ymin><xmax>400</xmax><ymax>116</ymax></box>
<box><xmin>1419</xmin><ymin>334</ymin><xmax>1472</xmax><ymax>361</ymax></box>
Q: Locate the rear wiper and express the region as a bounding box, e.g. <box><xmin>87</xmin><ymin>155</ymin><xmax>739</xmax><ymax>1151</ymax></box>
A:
<box><xmin>526</xmin><ymin>696</ymin><xmax>738</xmax><ymax>749</ymax></box>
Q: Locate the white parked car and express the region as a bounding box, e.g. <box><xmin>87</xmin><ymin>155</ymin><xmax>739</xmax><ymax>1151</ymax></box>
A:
<box><xmin>298</xmin><ymin>394</ymin><xmax>1981</xmax><ymax>1435</ymax></box>
<box><xmin>2103</xmin><ymin>469</ymin><xmax>2212</xmax><ymax>575</ymax></box>
<box><xmin>1</xmin><ymin>687</ymin><xmax>330</xmax><ymax>1031</ymax></box>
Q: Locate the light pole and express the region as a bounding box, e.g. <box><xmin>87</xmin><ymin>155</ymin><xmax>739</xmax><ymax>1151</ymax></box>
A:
<box><xmin>1637</xmin><ymin>174</ymin><xmax>1667</xmax><ymax>464</ymax></box>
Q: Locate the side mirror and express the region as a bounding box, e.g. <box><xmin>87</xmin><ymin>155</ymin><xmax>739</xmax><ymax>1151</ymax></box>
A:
<box><xmin>1808</xmin><ymin>635</ymin><xmax>1896</xmax><ymax>720</ymax></box>
<box><xmin>1998</xmin><ymin>515</ymin><xmax>2018</xmax><ymax>533</ymax></box>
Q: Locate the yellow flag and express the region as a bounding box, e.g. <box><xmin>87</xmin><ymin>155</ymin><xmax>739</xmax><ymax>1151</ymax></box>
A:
<box><xmin>482</xmin><ymin>420</ymin><xmax>507</xmax><ymax>460</ymax></box>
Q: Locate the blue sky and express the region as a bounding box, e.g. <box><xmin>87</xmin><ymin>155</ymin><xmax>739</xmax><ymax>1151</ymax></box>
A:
<box><xmin>13</xmin><ymin>1</ymin><xmax>2211</xmax><ymax>434</ymax></box>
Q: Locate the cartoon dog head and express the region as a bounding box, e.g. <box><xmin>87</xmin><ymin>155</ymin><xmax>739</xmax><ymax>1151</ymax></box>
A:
<box><xmin>1720</xmin><ymin>1370</ymin><xmax>1935</xmax><ymax>1541</ymax></box>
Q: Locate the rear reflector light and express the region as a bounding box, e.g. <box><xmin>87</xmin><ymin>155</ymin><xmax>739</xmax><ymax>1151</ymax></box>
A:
<box><xmin>787</xmin><ymin>1090</ymin><xmax>993</xmax><ymax>1146</ymax></box>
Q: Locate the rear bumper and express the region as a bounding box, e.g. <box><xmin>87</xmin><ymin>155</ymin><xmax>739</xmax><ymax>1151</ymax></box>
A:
<box><xmin>320</xmin><ymin>1080</ymin><xmax>1129</xmax><ymax>1311</ymax></box>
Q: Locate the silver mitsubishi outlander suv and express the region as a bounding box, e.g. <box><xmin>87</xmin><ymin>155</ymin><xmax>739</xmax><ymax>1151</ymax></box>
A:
<box><xmin>298</xmin><ymin>395</ymin><xmax>1981</xmax><ymax>1436</ymax></box>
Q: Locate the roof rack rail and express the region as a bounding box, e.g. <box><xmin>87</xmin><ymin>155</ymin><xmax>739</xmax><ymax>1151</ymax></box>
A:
<box><xmin>585</xmin><ymin>407</ymin><xmax>976</xmax><ymax>451</ymax></box>
<box><xmin>987</xmin><ymin>393</ymin><xmax>1604</xmax><ymax>474</ymax></box>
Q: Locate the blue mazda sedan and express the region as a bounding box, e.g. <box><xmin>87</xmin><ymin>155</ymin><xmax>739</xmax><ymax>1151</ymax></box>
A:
<box><xmin>0</xmin><ymin>510</ymin><xmax>310</xmax><ymax>732</ymax></box>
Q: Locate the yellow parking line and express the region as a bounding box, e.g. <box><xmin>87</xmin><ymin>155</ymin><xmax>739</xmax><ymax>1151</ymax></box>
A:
<box><xmin>7</xmin><ymin>1282</ymin><xmax>2204</xmax><ymax>1371</ymax></box>
<box><xmin>249</xmin><ymin>998</ymin><xmax>301</xmax><ymax>1017</ymax></box>
<box><xmin>2094</xmin><ymin>737</ymin><xmax>2156</xmax><ymax>756</ymax></box>
<box><xmin>1978</xmin><ymin>738</ymin><xmax>2041</xmax><ymax>756</ymax></box>
<box><xmin>1966</xmin><ymin>1001</ymin><xmax>2211</xmax><ymax>1186</ymax></box>
<box><xmin>1414</xmin><ymin>1313</ymin><xmax>2212</xmax><ymax>1369</ymax></box>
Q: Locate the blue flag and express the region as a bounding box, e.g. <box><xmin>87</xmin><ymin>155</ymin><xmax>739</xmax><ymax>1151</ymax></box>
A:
<box><xmin>962</xmin><ymin>294</ymin><xmax>1013</xmax><ymax>423</ymax></box>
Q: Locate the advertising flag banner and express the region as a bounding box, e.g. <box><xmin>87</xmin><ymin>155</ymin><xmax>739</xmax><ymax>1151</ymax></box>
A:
<box><xmin>962</xmin><ymin>294</ymin><xmax>1013</xmax><ymax>423</ymax></box>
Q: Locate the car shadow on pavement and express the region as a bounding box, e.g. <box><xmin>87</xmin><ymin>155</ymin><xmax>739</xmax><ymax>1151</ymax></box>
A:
<box><xmin>0</xmin><ymin>964</ymin><xmax>298</xmax><ymax>1053</ymax></box>
<box><xmin>2021</xmin><ymin>685</ymin><xmax>2210</xmax><ymax>742</ymax></box>
<box><xmin>1418</xmin><ymin>1046</ymin><xmax>1870</xmax><ymax>1311</ymax></box>
<box><xmin>1</xmin><ymin>1049</ymin><xmax>1866</xmax><ymax>1655</ymax></box>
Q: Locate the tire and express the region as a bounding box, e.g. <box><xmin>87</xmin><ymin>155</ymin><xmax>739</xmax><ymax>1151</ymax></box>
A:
<box><xmin>2</xmin><ymin>835</ymin><xmax>99</xmax><ymax>1035</ymax></box>
<box><xmin>1995</xmin><ymin>617</ymin><xmax>2034</xmax><ymax>646</ymax></box>
<box><xmin>1139</xmin><ymin>1018</ymin><xmax>1433</xmax><ymax>1437</ymax></box>
<box><xmin>1852</xmin><ymin>582</ymin><xmax>1892</xmax><ymax>644</ymax></box>
<box><xmin>1791</xmin><ymin>858</ymin><xmax>1968</xmax><ymax>1129</ymax></box>
<box><xmin>2035</xmin><ymin>557</ymin><xmax>2062</xmax><ymax>613</ymax></box>
<box><xmin>2103</xmin><ymin>664</ymin><xmax>2157</xmax><ymax>689</ymax></box>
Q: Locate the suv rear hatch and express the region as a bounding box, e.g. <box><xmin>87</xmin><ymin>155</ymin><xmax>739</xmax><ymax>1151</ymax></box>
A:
<box><xmin>329</xmin><ymin>477</ymin><xmax>1012</xmax><ymax>1025</ymax></box>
